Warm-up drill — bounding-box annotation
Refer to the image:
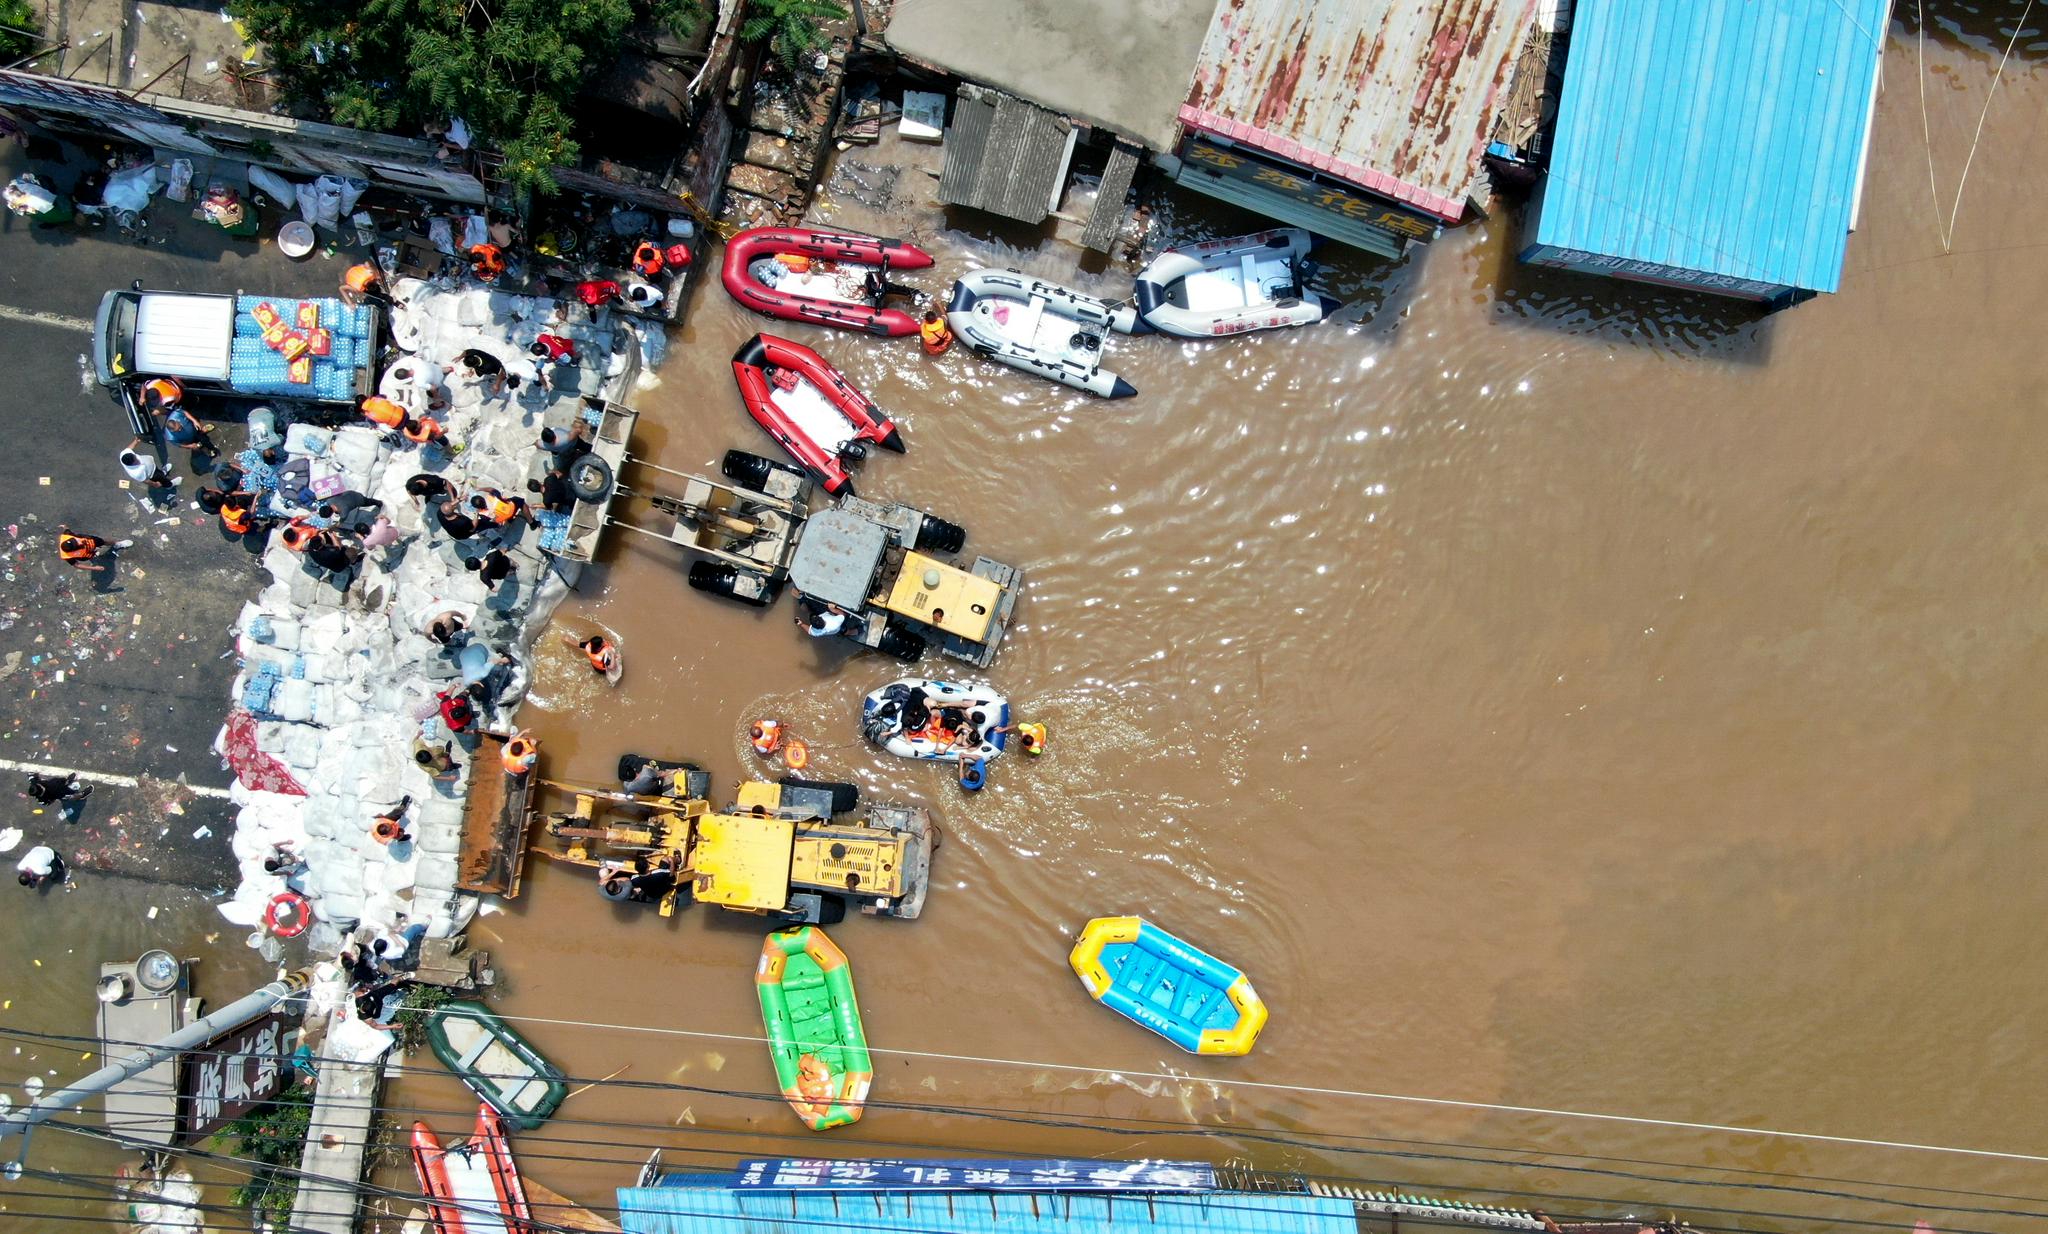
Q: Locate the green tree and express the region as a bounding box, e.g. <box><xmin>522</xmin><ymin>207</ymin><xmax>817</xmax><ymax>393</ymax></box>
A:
<box><xmin>0</xmin><ymin>0</ymin><xmax>40</xmax><ymax>63</ymax></box>
<box><xmin>230</xmin><ymin>0</ymin><xmax>705</xmax><ymax>195</ymax></box>
<box><xmin>741</xmin><ymin>0</ymin><xmax>848</xmax><ymax>75</ymax></box>
<box><xmin>215</xmin><ymin>1080</ymin><xmax>314</xmax><ymax>1228</ymax></box>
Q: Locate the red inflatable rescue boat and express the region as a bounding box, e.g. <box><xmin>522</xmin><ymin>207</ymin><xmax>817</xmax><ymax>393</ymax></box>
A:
<box><xmin>721</xmin><ymin>227</ymin><xmax>933</xmax><ymax>336</ymax></box>
<box><xmin>410</xmin><ymin>1104</ymin><xmax>531</xmax><ymax>1234</ymax></box>
<box><xmin>732</xmin><ymin>333</ymin><xmax>904</xmax><ymax>496</ymax></box>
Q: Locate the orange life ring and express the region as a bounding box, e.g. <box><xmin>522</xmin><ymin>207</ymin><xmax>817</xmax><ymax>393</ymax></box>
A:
<box><xmin>264</xmin><ymin>892</ymin><xmax>311</xmax><ymax>938</ymax></box>
<box><xmin>783</xmin><ymin>740</ymin><xmax>809</xmax><ymax>771</ymax></box>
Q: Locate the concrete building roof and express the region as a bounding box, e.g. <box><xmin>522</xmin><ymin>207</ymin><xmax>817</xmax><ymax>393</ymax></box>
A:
<box><xmin>884</xmin><ymin>0</ymin><xmax>1218</xmax><ymax>149</ymax></box>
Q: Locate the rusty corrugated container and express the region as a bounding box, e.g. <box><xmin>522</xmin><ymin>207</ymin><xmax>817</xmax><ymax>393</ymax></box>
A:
<box><xmin>1179</xmin><ymin>0</ymin><xmax>1538</xmax><ymax>222</ymax></box>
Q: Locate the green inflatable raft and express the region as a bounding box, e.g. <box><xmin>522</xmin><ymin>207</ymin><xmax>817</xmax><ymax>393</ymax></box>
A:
<box><xmin>755</xmin><ymin>926</ymin><xmax>873</xmax><ymax>1131</ymax></box>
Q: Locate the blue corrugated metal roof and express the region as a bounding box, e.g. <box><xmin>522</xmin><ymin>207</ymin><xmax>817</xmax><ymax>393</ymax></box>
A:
<box><xmin>1530</xmin><ymin>0</ymin><xmax>1889</xmax><ymax>293</ymax></box>
<box><xmin>617</xmin><ymin>1185</ymin><xmax>1359</xmax><ymax>1234</ymax></box>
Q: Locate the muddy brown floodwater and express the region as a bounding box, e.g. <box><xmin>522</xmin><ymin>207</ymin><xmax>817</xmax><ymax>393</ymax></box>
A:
<box><xmin>8</xmin><ymin>16</ymin><xmax>2048</xmax><ymax>1234</ymax></box>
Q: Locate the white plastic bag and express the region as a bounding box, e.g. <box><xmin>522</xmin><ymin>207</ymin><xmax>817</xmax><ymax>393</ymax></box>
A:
<box><xmin>247</xmin><ymin>163</ymin><xmax>300</xmax><ymax>206</ymax></box>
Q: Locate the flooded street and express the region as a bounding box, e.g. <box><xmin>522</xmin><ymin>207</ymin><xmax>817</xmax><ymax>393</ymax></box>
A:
<box><xmin>8</xmin><ymin>15</ymin><xmax>2048</xmax><ymax>1232</ymax></box>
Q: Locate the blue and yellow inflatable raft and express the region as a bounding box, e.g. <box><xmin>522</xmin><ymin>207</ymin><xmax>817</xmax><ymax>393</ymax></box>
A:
<box><xmin>1068</xmin><ymin>916</ymin><xmax>1267</xmax><ymax>1056</ymax></box>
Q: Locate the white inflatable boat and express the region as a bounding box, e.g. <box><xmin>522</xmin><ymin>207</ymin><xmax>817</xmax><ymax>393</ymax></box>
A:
<box><xmin>946</xmin><ymin>269</ymin><xmax>1139</xmax><ymax>398</ymax></box>
<box><xmin>1133</xmin><ymin>229</ymin><xmax>1341</xmax><ymax>339</ymax></box>
<box><xmin>860</xmin><ymin>678</ymin><xmax>1010</xmax><ymax>762</ymax></box>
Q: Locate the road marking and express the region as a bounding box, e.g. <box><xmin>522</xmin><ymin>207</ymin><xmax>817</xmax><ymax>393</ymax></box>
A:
<box><xmin>0</xmin><ymin>756</ymin><xmax>232</xmax><ymax>799</ymax></box>
<box><xmin>0</xmin><ymin>302</ymin><xmax>93</xmax><ymax>334</ymax></box>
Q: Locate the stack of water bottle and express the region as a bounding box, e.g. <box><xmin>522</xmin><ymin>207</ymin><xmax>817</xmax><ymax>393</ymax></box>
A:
<box><xmin>230</xmin><ymin>295</ymin><xmax>376</xmax><ymax>399</ymax></box>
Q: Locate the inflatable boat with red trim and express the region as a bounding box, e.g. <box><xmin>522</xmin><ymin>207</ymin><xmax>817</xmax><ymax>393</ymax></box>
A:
<box><xmin>722</xmin><ymin>227</ymin><xmax>934</xmax><ymax>336</ymax></box>
<box><xmin>410</xmin><ymin>1104</ymin><xmax>531</xmax><ymax>1234</ymax></box>
<box><xmin>732</xmin><ymin>333</ymin><xmax>903</xmax><ymax>495</ymax></box>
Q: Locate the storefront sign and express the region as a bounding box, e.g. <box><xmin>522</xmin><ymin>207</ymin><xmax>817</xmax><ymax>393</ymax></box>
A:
<box><xmin>732</xmin><ymin>1159</ymin><xmax>1217</xmax><ymax>1192</ymax></box>
<box><xmin>176</xmin><ymin>1012</ymin><xmax>294</xmax><ymax>1143</ymax></box>
<box><xmin>1180</xmin><ymin>137</ymin><xmax>1439</xmax><ymax>242</ymax></box>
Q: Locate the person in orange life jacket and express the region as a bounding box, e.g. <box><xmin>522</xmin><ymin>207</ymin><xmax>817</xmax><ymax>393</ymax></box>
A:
<box><xmin>501</xmin><ymin>730</ymin><xmax>538</xmax><ymax>776</ymax></box>
<box><xmin>469</xmin><ymin>487</ymin><xmax>538</xmax><ymax>529</ymax></box>
<box><xmin>561</xmin><ymin>632</ymin><xmax>618</xmax><ymax>675</ymax></box>
<box><xmin>465</xmin><ymin>547</ymin><xmax>515</xmax><ymax>592</ymax></box>
<box><xmin>467</xmin><ymin>242</ymin><xmax>506</xmax><ymax>283</ymax></box>
<box><xmin>401</xmin><ymin>415</ymin><xmax>446</xmax><ymax>448</ymax></box>
<box><xmin>138</xmin><ymin>376</ymin><xmax>183</xmax><ymax>414</ymax></box>
<box><xmin>340</xmin><ymin>261</ymin><xmax>391</xmax><ymax>308</ymax></box>
<box><xmin>219</xmin><ymin>490</ymin><xmax>276</xmax><ymax>538</ymax></box>
<box><xmin>56</xmin><ymin>525</ymin><xmax>122</xmax><ymax>572</ymax></box>
<box><xmin>632</xmin><ymin>241</ymin><xmax>664</xmax><ymax>278</ymax></box>
<box><xmin>919</xmin><ymin>310</ymin><xmax>953</xmax><ymax>355</ymax></box>
<box><xmin>359</xmin><ymin>395</ymin><xmax>408</xmax><ymax>433</ymax></box>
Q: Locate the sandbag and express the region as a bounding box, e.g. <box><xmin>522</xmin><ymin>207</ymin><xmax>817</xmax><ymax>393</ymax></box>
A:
<box><xmin>246</xmin><ymin>164</ymin><xmax>300</xmax><ymax>207</ymax></box>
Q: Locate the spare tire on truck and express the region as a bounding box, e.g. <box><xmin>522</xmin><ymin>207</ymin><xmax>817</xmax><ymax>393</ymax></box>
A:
<box><xmin>877</xmin><ymin>623</ymin><xmax>927</xmax><ymax>663</ymax></box>
<box><xmin>567</xmin><ymin>454</ymin><xmax>614</xmax><ymax>503</ymax></box>
<box><xmin>913</xmin><ymin>515</ymin><xmax>965</xmax><ymax>555</ymax></box>
<box><xmin>722</xmin><ymin>449</ymin><xmax>805</xmax><ymax>490</ymax></box>
<box><xmin>687</xmin><ymin>560</ymin><xmax>775</xmax><ymax>607</ymax></box>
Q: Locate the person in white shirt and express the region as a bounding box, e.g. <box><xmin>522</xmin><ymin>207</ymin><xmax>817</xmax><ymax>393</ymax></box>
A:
<box><xmin>797</xmin><ymin>600</ymin><xmax>848</xmax><ymax>638</ymax></box>
<box><xmin>16</xmin><ymin>845</ymin><xmax>65</xmax><ymax>889</ymax></box>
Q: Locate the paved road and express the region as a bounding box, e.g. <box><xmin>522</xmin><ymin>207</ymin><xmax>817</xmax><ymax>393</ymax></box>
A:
<box><xmin>0</xmin><ymin>142</ymin><xmax>368</xmax><ymax>887</ymax></box>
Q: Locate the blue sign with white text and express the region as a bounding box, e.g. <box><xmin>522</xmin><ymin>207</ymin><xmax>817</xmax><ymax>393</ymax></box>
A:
<box><xmin>730</xmin><ymin>1159</ymin><xmax>1217</xmax><ymax>1192</ymax></box>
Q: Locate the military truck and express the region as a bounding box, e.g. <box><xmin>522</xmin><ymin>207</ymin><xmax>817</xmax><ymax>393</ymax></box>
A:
<box><xmin>610</xmin><ymin>450</ymin><xmax>1023</xmax><ymax>667</ymax></box>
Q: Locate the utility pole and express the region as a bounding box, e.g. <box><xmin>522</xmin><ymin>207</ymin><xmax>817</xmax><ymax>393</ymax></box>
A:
<box><xmin>0</xmin><ymin>968</ymin><xmax>313</xmax><ymax>1150</ymax></box>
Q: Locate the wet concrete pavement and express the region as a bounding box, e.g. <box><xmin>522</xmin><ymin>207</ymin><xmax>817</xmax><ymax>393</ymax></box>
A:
<box><xmin>0</xmin><ymin>139</ymin><xmax>366</xmax><ymax>888</ymax></box>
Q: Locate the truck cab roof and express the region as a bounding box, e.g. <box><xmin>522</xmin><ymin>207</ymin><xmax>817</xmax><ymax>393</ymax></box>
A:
<box><xmin>94</xmin><ymin>289</ymin><xmax>235</xmax><ymax>386</ymax></box>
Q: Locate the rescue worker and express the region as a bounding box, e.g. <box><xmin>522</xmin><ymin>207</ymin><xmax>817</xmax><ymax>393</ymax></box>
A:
<box><xmin>500</xmin><ymin>730</ymin><xmax>539</xmax><ymax>777</ymax></box>
<box><xmin>467</xmin><ymin>242</ymin><xmax>506</xmax><ymax>283</ymax></box>
<box><xmin>631</xmin><ymin>241</ymin><xmax>665</xmax><ymax>278</ymax></box>
<box><xmin>401</xmin><ymin>415</ymin><xmax>447</xmax><ymax>449</ymax></box>
<box><xmin>339</xmin><ymin>261</ymin><xmax>389</xmax><ymax>309</ymax></box>
<box><xmin>55</xmin><ymin>525</ymin><xmax>119</xmax><ymax>573</ymax></box>
<box><xmin>562</xmin><ymin>632</ymin><xmax>619</xmax><ymax>677</ymax></box>
<box><xmin>468</xmin><ymin>487</ymin><xmax>538</xmax><ymax>530</ymax></box>
<box><xmin>530</xmin><ymin>459</ymin><xmax>575</xmax><ymax>514</ymax></box>
<box><xmin>160</xmin><ymin>404</ymin><xmax>218</xmax><ymax>465</ymax></box>
<box><xmin>435</xmin><ymin>688</ymin><xmax>477</xmax><ymax>734</ymax></box>
<box><xmin>992</xmin><ymin>720</ymin><xmax>1048</xmax><ymax>757</ymax></box>
<box><xmin>138</xmin><ymin>377</ymin><xmax>183</xmax><ymax>414</ymax></box>
<box><xmin>279</xmin><ymin>519</ymin><xmax>319</xmax><ymax>553</ymax></box>
<box><xmin>529</xmin><ymin>332</ymin><xmax>578</xmax><ymax>367</ymax></box>
<box><xmin>218</xmin><ymin>490</ymin><xmax>270</xmax><ymax>538</ymax></box>
<box><xmin>359</xmin><ymin>395</ymin><xmax>409</xmax><ymax>433</ymax></box>
<box><xmin>749</xmin><ymin>718</ymin><xmax>783</xmax><ymax>756</ymax></box>
<box><xmin>464</xmin><ymin>547</ymin><xmax>515</xmax><ymax>593</ymax></box>
<box><xmin>918</xmin><ymin>310</ymin><xmax>954</xmax><ymax>356</ymax></box>
<box><xmin>574</xmin><ymin>278</ymin><xmax>622</xmax><ymax>308</ymax></box>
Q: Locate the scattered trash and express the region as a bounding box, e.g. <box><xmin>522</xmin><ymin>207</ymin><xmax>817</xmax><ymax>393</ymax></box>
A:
<box><xmin>37</xmin><ymin>477</ymin><xmax>49</xmax><ymax>486</ymax></box>
<box><xmin>192</xmin><ymin>826</ymin><xmax>212</xmax><ymax>839</ymax></box>
<box><xmin>0</xmin><ymin>828</ymin><xmax>20</xmax><ymax>852</ymax></box>
<box><xmin>704</xmin><ymin>1051</ymin><xmax>725</xmax><ymax>1072</ymax></box>
<box><xmin>147</xmin><ymin>906</ymin><xmax>159</xmax><ymax>920</ymax></box>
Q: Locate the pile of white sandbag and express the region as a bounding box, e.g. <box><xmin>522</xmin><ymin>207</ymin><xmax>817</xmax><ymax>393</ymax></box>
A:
<box><xmin>213</xmin><ymin>277</ymin><xmax>643</xmax><ymax>957</ymax></box>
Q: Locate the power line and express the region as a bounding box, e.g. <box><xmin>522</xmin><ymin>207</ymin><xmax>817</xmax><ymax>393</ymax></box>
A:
<box><xmin>8</xmin><ymin>1022</ymin><xmax>2048</xmax><ymax>1229</ymax></box>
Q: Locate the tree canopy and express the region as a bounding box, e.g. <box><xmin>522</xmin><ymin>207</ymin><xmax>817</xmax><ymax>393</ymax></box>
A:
<box><xmin>230</xmin><ymin>0</ymin><xmax>705</xmax><ymax>194</ymax></box>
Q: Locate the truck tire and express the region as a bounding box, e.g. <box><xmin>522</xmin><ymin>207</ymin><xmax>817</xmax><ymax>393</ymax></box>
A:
<box><xmin>721</xmin><ymin>449</ymin><xmax>803</xmax><ymax>490</ymax></box>
<box><xmin>914</xmin><ymin>515</ymin><xmax>966</xmax><ymax>555</ymax></box>
<box><xmin>567</xmin><ymin>454</ymin><xmax>614</xmax><ymax>503</ymax></box>
<box><xmin>877</xmin><ymin>623</ymin><xmax>927</xmax><ymax>662</ymax></box>
<box><xmin>779</xmin><ymin>777</ymin><xmax>859</xmax><ymax>815</ymax></box>
<box><xmin>815</xmin><ymin>895</ymin><xmax>848</xmax><ymax>925</ymax></box>
<box><xmin>687</xmin><ymin>560</ymin><xmax>774</xmax><ymax>607</ymax></box>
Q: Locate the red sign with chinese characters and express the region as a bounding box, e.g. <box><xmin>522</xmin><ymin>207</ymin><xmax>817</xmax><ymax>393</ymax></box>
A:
<box><xmin>176</xmin><ymin>1012</ymin><xmax>296</xmax><ymax>1143</ymax></box>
